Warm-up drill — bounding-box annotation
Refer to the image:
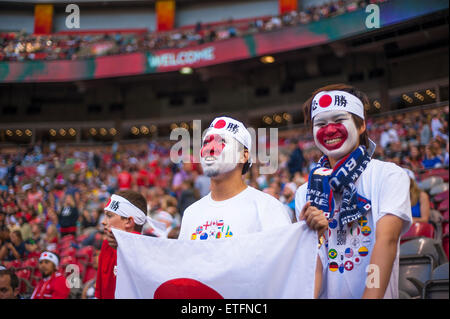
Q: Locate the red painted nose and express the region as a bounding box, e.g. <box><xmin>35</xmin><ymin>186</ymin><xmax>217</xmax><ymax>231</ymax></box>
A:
<box><xmin>323</xmin><ymin>123</ymin><xmax>339</xmax><ymax>136</ymax></box>
<box><xmin>201</xmin><ymin>134</ymin><xmax>225</xmax><ymax>157</ymax></box>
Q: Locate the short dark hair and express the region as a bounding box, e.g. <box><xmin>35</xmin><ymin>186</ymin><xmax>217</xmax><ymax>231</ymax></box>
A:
<box><xmin>302</xmin><ymin>83</ymin><xmax>370</xmax><ymax>148</ymax></box>
<box><xmin>0</xmin><ymin>269</ymin><xmax>19</xmax><ymax>290</ymax></box>
<box><xmin>115</xmin><ymin>190</ymin><xmax>147</xmax><ymax>232</ymax></box>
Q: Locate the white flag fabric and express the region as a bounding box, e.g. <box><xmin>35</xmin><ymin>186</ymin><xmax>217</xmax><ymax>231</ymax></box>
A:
<box><xmin>113</xmin><ymin>221</ymin><xmax>318</xmax><ymax>299</ymax></box>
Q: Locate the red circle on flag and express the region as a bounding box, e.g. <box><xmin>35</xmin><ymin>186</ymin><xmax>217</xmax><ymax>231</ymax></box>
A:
<box><xmin>319</xmin><ymin>95</ymin><xmax>332</xmax><ymax>108</ymax></box>
<box><xmin>154</xmin><ymin>278</ymin><xmax>224</xmax><ymax>299</ymax></box>
<box><xmin>214</xmin><ymin>120</ymin><xmax>227</xmax><ymax>129</ymax></box>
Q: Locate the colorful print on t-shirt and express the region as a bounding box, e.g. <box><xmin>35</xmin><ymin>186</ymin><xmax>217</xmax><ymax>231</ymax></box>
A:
<box><xmin>190</xmin><ymin>219</ymin><xmax>233</xmax><ymax>240</ymax></box>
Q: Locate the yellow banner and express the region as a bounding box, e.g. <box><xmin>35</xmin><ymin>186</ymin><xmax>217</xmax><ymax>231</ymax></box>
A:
<box><xmin>34</xmin><ymin>4</ymin><xmax>54</xmax><ymax>34</ymax></box>
<box><xmin>156</xmin><ymin>0</ymin><xmax>175</xmax><ymax>31</ymax></box>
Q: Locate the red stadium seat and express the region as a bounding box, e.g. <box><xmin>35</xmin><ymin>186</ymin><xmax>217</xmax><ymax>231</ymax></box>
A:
<box><xmin>434</xmin><ymin>191</ymin><xmax>449</xmax><ymax>204</ymax></box>
<box><xmin>401</xmin><ymin>222</ymin><xmax>435</xmax><ymax>243</ymax></box>
<box><xmin>76</xmin><ymin>246</ymin><xmax>94</xmax><ymax>263</ymax></box>
<box><xmin>16</xmin><ymin>268</ymin><xmax>31</xmax><ymax>281</ymax></box>
<box><xmin>61</xmin><ymin>234</ymin><xmax>75</xmax><ymax>243</ymax></box>
<box><xmin>76</xmin><ymin>233</ymin><xmax>89</xmax><ymax>244</ymax></box>
<box><xmin>420</xmin><ymin>168</ymin><xmax>449</xmax><ymax>181</ymax></box>
<box><xmin>7</xmin><ymin>260</ymin><xmax>23</xmax><ymax>269</ymax></box>
<box><xmin>26</xmin><ymin>251</ymin><xmax>42</xmax><ymax>259</ymax></box>
<box><xmin>83</xmin><ymin>265</ymin><xmax>97</xmax><ymax>284</ymax></box>
<box><xmin>60</xmin><ymin>246</ymin><xmax>77</xmax><ymax>258</ymax></box>
<box><xmin>22</xmin><ymin>257</ymin><xmax>38</xmax><ymax>269</ymax></box>
<box><xmin>438</xmin><ymin>199</ymin><xmax>449</xmax><ymax>213</ymax></box>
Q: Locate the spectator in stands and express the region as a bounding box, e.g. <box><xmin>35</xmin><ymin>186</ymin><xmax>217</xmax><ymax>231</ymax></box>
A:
<box><xmin>422</xmin><ymin>144</ymin><xmax>444</xmax><ymax>169</ymax></box>
<box><xmin>0</xmin><ymin>229</ymin><xmax>27</xmax><ymax>262</ymax></box>
<box><xmin>0</xmin><ymin>269</ymin><xmax>20</xmax><ymax>299</ymax></box>
<box><xmin>298</xmin><ymin>83</ymin><xmax>412</xmax><ymax>299</ymax></box>
<box><xmin>96</xmin><ymin>190</ymin><xmax>148</xmax><ymax>299</ymax></box>
<box><xmin>177</xmin><ymin>180</ymin><xmax>199</xmax><ymax>217</ymax></box>
<box><xmin>287</xmin><ymin>139</ymin><xmax>305</xmax><ymax>177</ymax></box>
<box><xmin>31</xmin><ymin>251</ymin><xmax>70</xmax><ymax>299</ymax></box>
<box><xmin>81</xmin><ymin>250</ymin><xmax>99</xmax><ymax>299</ymax></box>
<box><xmin>409</xmin><ymin>177</ymin><xmax>431</xmax><ymax>224</ymax></box>
<box><xmin>57</xmin><ymin>194</ymin><xmax>79</xmax><ymax>237</ymax></box>
<box><xmin>419</xmin><ymin>118</ymin><xmax>432</xmax><ymax>146</ymax></box>
<box><xmin>24</xmin><ymin>222</ymin><xmax>45</xmax><ymax>253</ymax></box>
<box><xmin>43</xmin><ymin>224</ymin><xmax>59</xmax><ymax>252</ymax></box>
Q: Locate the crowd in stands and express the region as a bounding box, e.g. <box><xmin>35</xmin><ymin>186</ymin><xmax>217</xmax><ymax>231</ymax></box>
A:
<box><xmin>0</xmin><ymin>0</ymin><xmax>385</xmax><ymax>62</ymax></box>
<box><xmin>0</xmin><ymin>103</ymin><xmax>448</xmax><ymax>298</ymax></box>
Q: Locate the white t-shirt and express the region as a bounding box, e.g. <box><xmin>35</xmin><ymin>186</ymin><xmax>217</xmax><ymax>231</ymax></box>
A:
<box><xmin>295</xmin><ymin>159</ymin><xmax>412</xmax><ymax>299</ymax></box>
<box><xmin>179</xmin><ymin>186</ymin><xmax>291</xmax><ymax>241</ymax></box>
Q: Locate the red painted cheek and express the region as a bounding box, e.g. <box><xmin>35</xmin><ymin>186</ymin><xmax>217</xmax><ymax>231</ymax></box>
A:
<box><xmin>201</xmin><ymin>135</ymin><xmax>225</xmax><ymax>157</ymax></box>
<box><xmin>316</xmin><ymin>123</ymin><xmax>348</xmax><ymax>150</ymax></box>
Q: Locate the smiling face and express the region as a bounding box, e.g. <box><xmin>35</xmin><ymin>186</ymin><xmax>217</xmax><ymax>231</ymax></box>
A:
<box><xmin>200</xmin><ymin>133</ymin><xmax>242</xmax><ymax>178</ymax></box>
<box><xmin>313</xmin><ymin>111</ymin><xmax>362</xmax><ymax>161</ymax></box>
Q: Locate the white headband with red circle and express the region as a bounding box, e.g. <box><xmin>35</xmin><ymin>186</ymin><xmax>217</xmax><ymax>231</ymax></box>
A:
<box><xmin>311</xmin><ymin>90</ymin><xmax>365</xmax><ymax>120</ymax></box>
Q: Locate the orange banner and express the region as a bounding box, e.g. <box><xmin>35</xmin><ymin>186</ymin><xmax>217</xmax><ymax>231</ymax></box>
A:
<box><xmin>279</xmin><ymin>0</ymin><xmax>298</xmax><ymax>15</ymax></box>
<box><xmin>156</xmin><ymin>0</ymin><xmax>175</xmax><ymax>32</ymax></box>
<box><xmin>34</xmin><ymin>4</ymin><xmax>54</xmax><ymax>34</ymax></box>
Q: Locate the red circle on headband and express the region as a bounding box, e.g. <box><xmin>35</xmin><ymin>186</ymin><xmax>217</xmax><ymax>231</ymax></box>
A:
<box><xmin>214</xmin><ymin>120</ymin><xmax>226</xmax><ymax>129</ymax></box>
<box><xmin>319</xmin><ymin>94</ymin><xmax>332</xmax><ymax>108</ymax></box>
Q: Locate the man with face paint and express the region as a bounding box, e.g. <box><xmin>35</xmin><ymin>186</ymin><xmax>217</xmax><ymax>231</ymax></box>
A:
<box><xmin>295</xmin><ymin>84</ymin><xmax>412</xmax><ymax>299</ymax></box>
<box><xmin>178</xmin><ymin>116</ymin><xmax>291</xmax><ymax>241</ymax></box>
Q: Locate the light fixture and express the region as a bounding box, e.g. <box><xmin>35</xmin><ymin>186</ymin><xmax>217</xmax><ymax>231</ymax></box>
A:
<box><xmin>15</xmin><ymin>130</ymin><xmax>23</xmax><ymax>137</ymax></box>
<box><xmin>180</xmin><ymin>122</ymin><xmax>189</xmax><ymax>130</ymax></box>
<box><xmin>180</xmin><ymin>67</ymin><xmax>193</xmax><ymax>75</ymax></box>
<box><xmin>150</xmin><ymin>125</ymin><xmax>157</xmax><ymax>133</ymax></box>
<box><xmin>6</xmin><ymin>130</ymin><xmax>13</xmax><ymax>136</ymax></box>
<box><xmin>25</xmin><ymin>129</ymin><xmax>32</xmax><ymax>136</ymax></box>
<box><xmin>140</xmin><ymin>126</ymin><xmax>149</xmax><ymax>134</ymax></box>
<box><xmin>260</xmin><ymin>56</ymin><xmax>275</xmax><ymax>64</ymax></box>
<box><xmin>282</xmin><ymin>112</ymin><xmax>292</xmax><ymax>121</ymax></box>
<box><xmin>89</xmin><ymin>128</ymin><xmax>97</xmax><ymax>136</ymax></box>
<box><xmin>109</xmin><ymin>128</ymin><xmax>117</xmax><ymax>135</ymax></box>
<box><xmin>49</xmin><ymin>129</ymin><xmax>56</xmax><ymax>136</ymax></box>
<box><xmin>273</xmin><ymin>114</ymin><xmax>282</xmax><ymax>123</ymax></box>
<box><xmin>373</xmin><ymin>100</ymin><xmax>381</xmax><ymax>109</ymax></box>
<box><xmin>263</xmin><ymin>116</ymin><xmax>273</xmax><ymax>125</ymax></box>
<box><xmin>68</xmin><ymin>128</ymin><xmax>76</xmax><ymax>136</ymax></box>
<box><xmin>170</xmin><ymin>123</ymin><xmax>178</xmax><ymax>130</ymax></box>
<box><xmin>59</xmin><ymin>129</ymin><xmax>66</xmax><ymax>136</ymax></box>
<box><xmin>131</xmin><ymin>126</ymin><xmax>139</xmax><ymax>135</ymax></box>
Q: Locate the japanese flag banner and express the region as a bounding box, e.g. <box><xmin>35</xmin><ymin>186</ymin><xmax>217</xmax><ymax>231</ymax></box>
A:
<box><xmin>112</xmin><ymin>221</ymin><xmax>318</xmax><ymax>299</ymax></box>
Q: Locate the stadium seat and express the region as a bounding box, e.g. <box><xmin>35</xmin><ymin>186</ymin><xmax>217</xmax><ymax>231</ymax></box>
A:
<box><xmin>418</xmin><ymin>176</ymin><xmax>444</xmax><ymax>191</ymax></box>
<box><xmin>60</xmin><ymin>246</ymin><xmax>77</xmax><ymax>258</ymax></box>
<box><xmin>423</xmin><ymin>263</ymin><xmax>449</xmax><ymax>299</ymax></box>
<box><xmin>7</xmin><ymin>260</ymin><xmax>23</xmax><ymax>269</ymax></box>
<box><xmin>76</xmin><ymin>246</ymin><xmax>94</xmax><ymax>264</ymax></box>
<box><xmin>443</xmin><ymin>235</ymin><xmax>449</xmax><ymax>260</ymax></box>
<box><xmin>398</xmin><ymin>290</ymin><xmax>412</xmax><ymax>299</ymax></box>
<box><xmin>22</xmin><ymin>257</ymin><xmax>38</xmax><ymax>269</ymax></box>
<box><xmin>400</xmin><ymin>237</ymin><xmax>445</xmax><ymax>266</ymax></box>
<box><xmin>76</xmin><ymin>233</ymin><xmax>89</xmax><ymax>244</ymax></box>
<box><xmin>430</xmin><ymin>183</ymin><xmax>449</xmax><ymax>196</ymax></box>
<box><xmin>83</xmin><ymin>265</ymin><xmax>97</xmax><ymax>284</ymax></box>
<box><xmin>401</xmin><ymin>222</ymin><xmax>435</xmax><ymax>243</ymax></box>
<box><xmin>438</xmin><ymin>198</ymin><xmax>449</xmax><ymax>212</ymax></box>
<box><xmin>399</xmin><ymin>255</ymin><xmax>434</xmax><ymax>298</ymax></box>
<box><xmin>419</xmin><ymin>169</ymin><xmax>449</xmax><ymax>181</ymax></box>
<box><xmin>433</xmin><ymin>191</ymin><xmax>449</xmax><ymax>204</ymax></box>
<box><xmin>61</xmin><ymin>234</ymin><xmax>76</xmax><ymax>243</ymax></box>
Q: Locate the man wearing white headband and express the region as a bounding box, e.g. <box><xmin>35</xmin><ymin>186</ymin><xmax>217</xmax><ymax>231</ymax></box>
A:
<box><xmin>95</xmin><ymin>190</ymin><xmax>148</xmax><ymax>299</ymax></box>
<box><xmin>178</xmin><ymin>116</ymin><xmax>291</xmax><ymax>241</ymax></box>
<box><xmin>295</xmin><ymin>84</ymin><xmax>412</xmax><ymax>299</ymax></box>
<box><xmin>31</xmin><ymin>251</ymin><xmax>70</xmax><ymax>299</ymax></box>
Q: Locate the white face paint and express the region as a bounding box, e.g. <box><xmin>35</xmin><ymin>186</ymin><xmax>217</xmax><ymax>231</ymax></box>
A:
<box><xmin>200</xmin><ymin>133</ymin><xmax>243</xmax><ymax>178</ymax></box>
<box><xmin>313</xmin><ymin>111</ymin><xmax>360</xmax><ymax>161</ymax></box>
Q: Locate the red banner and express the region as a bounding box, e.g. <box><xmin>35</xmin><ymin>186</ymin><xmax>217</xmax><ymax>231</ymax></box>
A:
<box><xmin>279</xmin><ymin>0</ymin><xmax>298</xmax><ymax>15</ymax></box>
<box><xmin>34</xmin><ymin>4</ymin><xmax>54</xmax><ymax>35</ymax></box>
<box><xmin>156</xmin><ymin>0</ymin><xmax>175</xmax><ymax>32</ymax></box>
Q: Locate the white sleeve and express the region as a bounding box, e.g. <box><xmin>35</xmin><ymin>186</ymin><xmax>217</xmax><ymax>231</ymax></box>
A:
<box><xmin>375</xmin><ymin>164</ymin><xmax>412</xmax><ymax>235</ymax></box>
<box><xmin>259</xmin><ymin>195</ymin><xmax>292</xmax><ymax>230</ymax></box>
<box><xmin>294</xmin><ymin>184</ymin><xmax>308</xmax><ymax>222</ymax></box>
